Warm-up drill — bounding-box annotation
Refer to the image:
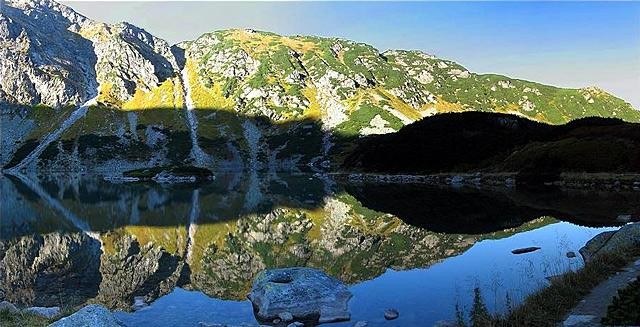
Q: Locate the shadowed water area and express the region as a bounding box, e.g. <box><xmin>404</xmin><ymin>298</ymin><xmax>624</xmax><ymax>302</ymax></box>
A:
<box><xmin>1</xmin><ymin>172</ymin><xmax>639</xmax><ymax>326</ymax></box>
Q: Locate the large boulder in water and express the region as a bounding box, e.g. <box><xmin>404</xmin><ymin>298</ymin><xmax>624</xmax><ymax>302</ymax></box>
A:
<box><xmin>248</xmin><ymin>267</ymin><xmax>352</xmax><ymax>325</ymax></box>
<box><xmin>580</xmin><ymin>223</ymin><xmax>640</xmax><ymax>262</ymax></box>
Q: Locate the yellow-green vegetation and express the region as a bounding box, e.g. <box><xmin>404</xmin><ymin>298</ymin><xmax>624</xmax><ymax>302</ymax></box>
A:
<box><xmin>301</xmin><ymin>87</ymin><xmax>322</xmax><ymax>120</ymax></box>
<box><xmin>122</xmin><ymin>78</ymin><xmax>183</xmax><ymax>110</ymax></box>
<box><xmin>123</xmin><ymin>225</ymin><xmax>187</xmax><ymax>255</ymax></box>
<box><xmin>228</xmin><ymin>29</ymin><xmax>319</xmax><ymax>56</ymax></box>
<box><xmin>376</xmin><ymin>88</ymin><xmax>423</xmax><ymax>121</ymax></box>
<box><xmin>184</xmin><ymin>59</ymin><xmax>235</xmax><ymax>110</ymax></box>
<box><xmin>97</xmin><ymin>83</ymin><xmax>124</xmax><ymax>108</ymax></box>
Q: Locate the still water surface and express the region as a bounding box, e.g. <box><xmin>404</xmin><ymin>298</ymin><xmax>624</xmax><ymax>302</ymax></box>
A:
<box><xmin>1</xmin><ymin>173</ymin><xmax>637</xmax><ymax>326</ymax></box>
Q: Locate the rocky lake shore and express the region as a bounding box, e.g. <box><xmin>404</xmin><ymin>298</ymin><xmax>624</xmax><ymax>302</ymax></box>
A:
<box><xmin>333</xmin><ymin>172</ymin><xmax>640</xmax><ymax>192</ymax></box>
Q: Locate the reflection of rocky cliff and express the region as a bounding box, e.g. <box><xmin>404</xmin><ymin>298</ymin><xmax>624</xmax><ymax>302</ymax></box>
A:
<box><xmin>0</xmin><ymin>232</ymin><xmax>101</xmax><ymax>307</ymax></box>
<box><xmin>1</xmin><ymin>172</ymin><xmax>628</xmax><ymax>310</ymax></box>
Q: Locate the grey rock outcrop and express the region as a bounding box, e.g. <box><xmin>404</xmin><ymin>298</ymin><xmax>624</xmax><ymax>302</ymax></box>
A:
<box><xmin>0</xmin><ymin>232</ymin><xmax>102</xmax><ymax>307</ymax></box>
<box><xmin>1</xmin><ymin>0</ymin><xmax>180</xmax><ymax>108</ymax></box>
<box><xmin>579</xmin><ymin>223</ymin><xmax>640</xmax><ymax>262</ymax></box>
<box><xmin>0</xmin><ymin>0</ymin><xmax>98</xmax><ymax>107</ymax></box>
<box><xmin>248</xmin><ymin>267</ymin><xmax>352</xmax><ymax>324</ymax></box>
<box><xmin>48</xmin><ymin>304</ymin><xmax>123</xmax><ymax>327</ymax></box>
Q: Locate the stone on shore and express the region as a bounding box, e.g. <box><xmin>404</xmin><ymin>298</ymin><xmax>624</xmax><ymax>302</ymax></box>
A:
<box><xmin>25</xmin><ymin>306</ymin><xmax>61</xmax><ymax>319</ymax></box>
<box><xmin>579</xmin><ymin>223</ymin><xmax>640</xmax><ymax>262</ymax></box>
<box><xmin>49</xmin><ymin>304</ymin><xmax>123</xmax><ymax>327</ymax></box>
<box><xmin>248</xmin><ymin>267</ymin><xmax>352</xmax><ymax>324</ymax></box>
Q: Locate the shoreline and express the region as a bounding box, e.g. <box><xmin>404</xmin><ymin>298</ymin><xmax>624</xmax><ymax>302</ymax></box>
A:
<box><xmin>331</xmin><ymin>172</ymin><xmax>640</xmax><ymax>191</ymax></box>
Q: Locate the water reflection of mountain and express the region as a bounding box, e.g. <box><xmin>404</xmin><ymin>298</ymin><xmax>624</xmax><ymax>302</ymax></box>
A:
<box><xmin>343</xmin><ymin>182</ymin><xmax>640</xmax><ymax>233</ymax></box>
<box><xmin>0</xmin><ymin>173</ymin><xmax>637</xmax><ymax>311</ymax></box>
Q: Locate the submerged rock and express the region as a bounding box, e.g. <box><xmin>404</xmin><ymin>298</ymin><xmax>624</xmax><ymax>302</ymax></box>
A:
<box><xmin>248</xmin><ymin>267</ymin><xmax>352</xmax><ymax>324</ymax></box>
<box><xmin>384</xmin><ymin>309</ymin><xmax>399</xmax><ymax>320</ymax></box>
<box><xmin>580</xmin><ymin>223</ymin><xmax>640</xmax><ymax>262</ymax></box>
<box><xmin>511</xmin><ymin>246</ymin><xmax>541</xmax><ymax>255</ymax></box>
<box><xmin>49</xmin><ymin>304</ymin><xmax>123</xmax><ymax>327</ymax></box>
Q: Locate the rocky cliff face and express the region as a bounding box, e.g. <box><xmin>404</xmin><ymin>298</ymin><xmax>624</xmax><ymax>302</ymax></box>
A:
<box><xmin>1</xmin><ymin>0</ymin><xmax>639</xmax><ymax>172</ymax></box>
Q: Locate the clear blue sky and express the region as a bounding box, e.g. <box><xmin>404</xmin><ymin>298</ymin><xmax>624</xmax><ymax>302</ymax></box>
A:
<box><xmin>63</xmin><ymin>1</ymin><xmax>640</xmax><ymax>108</ymax></box>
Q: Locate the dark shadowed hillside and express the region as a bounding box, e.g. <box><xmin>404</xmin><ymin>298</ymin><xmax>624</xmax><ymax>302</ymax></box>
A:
<box><xmin>341</xmin><ymin>112</ymin><xmax>640</xmax><ymax>175</ymax></box>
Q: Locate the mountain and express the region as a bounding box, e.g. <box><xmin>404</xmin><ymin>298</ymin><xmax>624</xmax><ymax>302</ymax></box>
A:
<box><xmin>1</xmin><ymin>0</ymin><xmax>639</xmax><ymax>172</ymax></box>
<box><xmin>342</xmin><ymin>112</ymin><xmax>640</xmax><ymax>177</ymax></box>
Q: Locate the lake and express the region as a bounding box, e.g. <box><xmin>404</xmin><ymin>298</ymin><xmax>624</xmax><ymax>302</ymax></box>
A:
<box><xmin>1</xmin><ymin>172</ymin><xmax>638</xmax><ymax>326</ymax></box>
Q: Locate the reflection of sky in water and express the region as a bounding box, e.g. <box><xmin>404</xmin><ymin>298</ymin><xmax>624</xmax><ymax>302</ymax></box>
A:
<box><xmin>117</xmin><ymin>222</ymin><xmax>616</xmax><ymax>327</ymax></box>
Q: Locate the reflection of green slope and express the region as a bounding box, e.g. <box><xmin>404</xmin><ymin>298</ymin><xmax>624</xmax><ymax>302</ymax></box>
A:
<box><xmin>2</xmin><ymin>174</ymin><xmax>565</xmax><ymax>309</ymax></box>
<box><xmin>188</xmin><ymin>192</ymin><xmax>558</xmax><ymax>300</ymax></box>
<box><xmin>481</xmin><ymin>216</ymin><xmax>558</xmax><ymax>241</ymax></box>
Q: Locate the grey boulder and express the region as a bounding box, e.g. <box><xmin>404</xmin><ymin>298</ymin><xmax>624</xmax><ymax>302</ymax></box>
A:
<box><xmin>49</xmin><ymin>304</ymin><xmax>123</xmax><ymax>327</ymax></box>
<box><xmin>580</xmin><ymin>223</ymin><xmax>640</xmax><ymax>262</ymax></box>
<box><xmin>248</xmin><ymin>267</ymin><xmax>352</xmax><ymax>324</ymax></box>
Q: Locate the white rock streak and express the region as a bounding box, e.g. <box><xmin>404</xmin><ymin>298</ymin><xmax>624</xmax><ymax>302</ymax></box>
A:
<box><xmin>10</xmin><ymin>173</ymin><xmax>102</xmax><ymax>243</ymax></box>
<box><xmin>181</xmin><ymin>66</ymin><xmax>212</xmax><ymax>167</ymax></box>
<box><xmin>186</xmin><ymin>189</ymin><xmax>199</xmax><ymax>262</ymax></box>
<box><xmin>8</xmin><ymin>96</ymin><xmax>97</xmax><ymax>172</ymax></box>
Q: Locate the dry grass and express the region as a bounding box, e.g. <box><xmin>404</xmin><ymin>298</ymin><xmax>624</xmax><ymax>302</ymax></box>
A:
<box><xmin>491</xmin><ymin>247</ymin><xmax>640</xmax><ymax>327</ymax></box>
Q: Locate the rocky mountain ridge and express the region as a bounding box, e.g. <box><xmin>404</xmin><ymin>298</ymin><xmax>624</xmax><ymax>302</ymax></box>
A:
<box><xmin>1</xmin><ymin>0</ymin><xmax>639</xmax><ymax>172</ymax></box>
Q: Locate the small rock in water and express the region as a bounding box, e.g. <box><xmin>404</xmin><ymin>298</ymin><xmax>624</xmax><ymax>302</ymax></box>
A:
<box><xmin>511</xmin><ymin>246</ymin><xmax>541</xmax><ymax>254</ymax></box>
<box><xmin>0</xmin><ymin>301</ymin><xmax>18</xmax><ymax>313</ymax></box>
<box><xmin>566</xmin><ymin>251</ymin><xmax>576</xmax><ymax>258</ymax></box>
<box><xmin>24</xmin><ymin>306</ymin><xmax>61</xmax><ymax>319</ymax></box>
<box><xmin>278</xmin><ymin>312</ymin><xmax>294</xmax><ymax>322</ymax></box>
<box><xmin>384</xmin><ymin>309</ymin><xmax>399</xmax><ymax>320</ymax></box>
<box><xmin>287</xmin><ymin>322</ymin><xmax>304</xmax><ymax>327</ymax></box>
<box><xmin>354</xmin><ymin>321</ymin><xmax>368</xmax><ymax>327</ymax></box>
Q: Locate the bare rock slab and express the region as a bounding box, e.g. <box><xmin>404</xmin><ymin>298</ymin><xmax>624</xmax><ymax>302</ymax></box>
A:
<box><xmin>248</xmin><ymin>267</ymin><xmax>352</xmax><ymax>325</ymax></box>
<box><xmin>580</xmin><ymin>223</ymin><xmax>640</xmax><ymax>262</ymax></box>
<box><xmin>49</xmin><ymin>304</ymin><xmax>123</xmax><ymax>327</ymax></box>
